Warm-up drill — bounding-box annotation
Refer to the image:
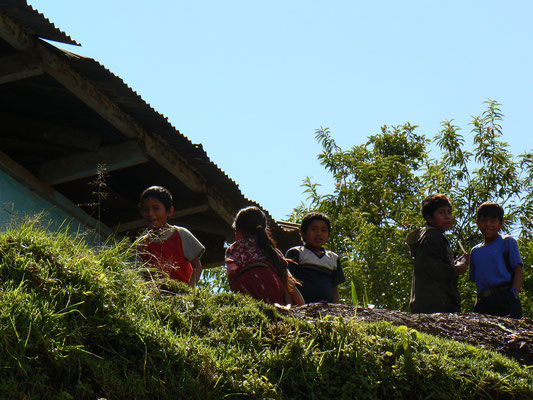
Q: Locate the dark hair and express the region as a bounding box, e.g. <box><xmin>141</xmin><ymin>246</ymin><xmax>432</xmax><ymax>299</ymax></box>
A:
<box><xmin>139</xmin><ymin>186</ymin><xmax>173</xmax><ymax>211</ymax></box>
<box><xmin>300</xmin><ymin>212</ymin><xmax>332</xmax><ymax>239</ymax></box>
<box><xmin>421</xmin><ymin>194</ymin><xmax>452</xmax><ymax>218</ymax></box>
<box><xmin>477</xmin><ymin>201</ymin><xmax>504</xmax><ymax>222</ymax></box>
<box><xmin>233</xmin><ymin>206</ymin><xmax>288</xmax><ymax>284</ymax></box>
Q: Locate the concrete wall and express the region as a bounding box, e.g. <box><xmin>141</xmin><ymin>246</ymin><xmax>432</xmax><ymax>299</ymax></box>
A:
<box><xmin>0</xmin><ymin>161</ymin><xmax>112</xmax><ymax>242</ymax></box>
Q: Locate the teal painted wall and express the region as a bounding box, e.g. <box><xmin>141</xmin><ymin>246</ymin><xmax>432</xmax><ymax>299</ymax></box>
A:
<box><xmin>1</xmin><ymin>168</ymin><xmax>70</xmax><ymax>227</ymax></box>
<box><xmin>0</xmin><ymin>167</ymin><xmax>110</xmax><ymax>243</ymax></box>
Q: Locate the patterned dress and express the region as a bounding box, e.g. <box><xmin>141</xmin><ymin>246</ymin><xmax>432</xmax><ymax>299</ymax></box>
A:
<box><xmin>225</xmin><ymin>237</ymin><xmax>287</xmax><ymax>304</ymax></box>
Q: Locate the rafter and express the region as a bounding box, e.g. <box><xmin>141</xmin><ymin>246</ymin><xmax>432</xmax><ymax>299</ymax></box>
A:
<box><xmin>114</xmin><ymin>204</ymin><xmax>211</xmax><ymax>233</ymax></box>
<box><xmin>0</xmin><ymin>10</ymin><xmax>35</xmax><ymax>50</ymax></box>
<box><xmin>37</xmin><ymin>141</ymin><xmax>148</xmax><ymax>186</ymax></box>
<box><xmin>0</xmin><ymin>112</ymin><xmax>103</xmax><ymax>151</ymax></box>
<box><xmin>0</xmin><ymin>51</ymin><xmax>43</xmax><ymax>84</ymax></box>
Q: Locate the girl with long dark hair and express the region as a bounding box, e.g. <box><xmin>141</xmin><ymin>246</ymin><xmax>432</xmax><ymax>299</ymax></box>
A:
<box><xmin>225</xmin><ymin>206</ymin><xmax>304</xmax><ymax>305</ymax></box>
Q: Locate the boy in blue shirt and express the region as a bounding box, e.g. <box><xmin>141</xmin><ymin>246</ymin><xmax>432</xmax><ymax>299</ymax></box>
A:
<box><xmin>469</xmin><ymin>201</ymin><xmax>524</xmax><ymax>318</ymax></box>
<box><xmin>285</xmin><ymin>212</ymin><xmax>346</xmax><ymax>303</ymax></box>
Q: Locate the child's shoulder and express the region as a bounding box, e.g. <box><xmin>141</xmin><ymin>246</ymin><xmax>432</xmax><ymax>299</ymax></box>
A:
<box><xmin>226</xmin><ymin>237</ymin><xmax>258</xmax><ymax>253</ymax></box>
<box><xmin>323</xmin><ymin>248</ymin><xmax>339</xmax><ymax>257</ymax></box>
<box><xmin>501</xmin><ymin>234</ymin><xmax>518</xmax><ymax>244</ymax></box>
<box><xmin>139</xmin><ymin>225</ymin><xmax>178</xmax><ymax>243</ymax></box>
<box><xmin>286</xmin><ymin>245</ymin><xmax>305</xmax><ymax>253</ymax></box>
<box><xmin>407</xmin><ymin>225</ymin><xmax>444</xmax><ymax>245</ymax></box>
<box><xmin>472</xmin><ymin>234</ymin><xmax>517</xmax><ymax>252</ymax></box>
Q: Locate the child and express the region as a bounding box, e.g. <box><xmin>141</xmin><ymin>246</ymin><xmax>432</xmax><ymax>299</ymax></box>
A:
<box><xmin>469</xmin><ymin>201</ymin><xmax>523</xmax><ymax>318</ymax></box>
<box><xmin>285</xmin><ymin>212</ymin><xmax>345</xmax><ymax>303</ymax></box>
<box><xmin>406</xmin><ymin>194</ymin><xmax>468</xmax><ymax>313</ymax></box>
<box><xmin>225</xmin><ymin>206</ymin><xmax>304</xmax><ymax>305</ymax></box>
<box><xmin>138</xmin><ymin>186</ymin><xmax>205</xmax><ymax>287</ymax></box>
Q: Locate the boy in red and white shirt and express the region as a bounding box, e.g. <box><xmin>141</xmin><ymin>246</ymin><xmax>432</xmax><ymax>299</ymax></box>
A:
<box><xmin>138</xmin><ymin>186</ymin><xmax>204</xmax><ymax>287</ymax></box>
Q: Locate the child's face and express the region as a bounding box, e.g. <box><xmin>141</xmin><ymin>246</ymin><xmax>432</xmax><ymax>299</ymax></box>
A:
<box><xmin>476</xmin><ymin>215</ymin><xmax>503</xmax><ymax>243</ymax></box>
<box><xmin>140</xmin><ymin>197</ymin><xmax>173</xmax><ymax>229</ymax></box>
<box><xmin>302</xmin><ymin>219</ymin><xmax>330</xmax><ymax>249</ymax></box>
<box><xmin>425</xmin><ymin>206</ymin><xmax>453</xmax><ymax>232</ymax></box>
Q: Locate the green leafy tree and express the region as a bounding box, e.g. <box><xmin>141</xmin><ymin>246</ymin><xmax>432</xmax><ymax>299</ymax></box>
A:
<box><xmin>291</xmin><ymin>100</ymin><xmax>533</xmax><ymax>316</ymax></box>
<box><xmin>291</xmin><ymin>123</ymin><xmax>428</xmax><ymax>309</ymax></box>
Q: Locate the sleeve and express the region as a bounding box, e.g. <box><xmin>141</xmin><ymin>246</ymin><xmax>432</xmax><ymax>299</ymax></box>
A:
<box><xmin>225</xmin><ymin>242</ymin><xmax>240</xmax><ymax>264</ymax></box>
<box><xmin>177</xmin><ymin>227</ymin><xmax>205</xmax><ymax>261</ymax></box>
<box><xmin>285</xmin><ymin>247</ymin><xmax>300</xmax><ymax>274</ymax></box>
<box><xmin>505</xmin><ymin>237</ymin><xmax>523</xmax><ymax>269</ymax></box>
<box><xmin>224</xmin><ymin>244</ymin><xmax>233</xmax><ymax>263</ymax></box>
<box><xmin>419</xmin><ymin>230</ymin><xmax>458</xmax><ymax>280</ymax></box>
<box><xmin>225</xmin><ymin>243</ymin><xmax>240</xmax><ymax>274</ymax></box>
<box><xmin>332</xmin><ymin>257</ymin><xmax>346</xmax><ymax>287</ymax></box>
<box><xmin>285</xmin><ymin>247</ymin><xmax>300</xmax><ymax>262</ymax></box>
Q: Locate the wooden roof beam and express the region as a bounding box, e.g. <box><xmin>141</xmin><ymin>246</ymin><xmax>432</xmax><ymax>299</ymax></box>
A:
<box><xmin>0</xmin><ymin>10</ymin><xmax>35</xmax><ymax>51</ymax></box>
<box><xmin>40</xmin><ymin>50</ymin><xmax>207</xmax><ymax>193</ymax></box>
<box><xmin>42</xmin><ymin>126</ymin><xmax>103</xmax><ymax>152</ymax></box>
<box><xmin>0</xmin><ymin>51</ymin><xmax>43</xmax><ymax>84</ymax></box>
<box><xmin>40</xmin><ymin>52</ymin><xmax>240</xmax><ymax>225</ymax></box>
<box><xmin>180</xmin><ymin>218</ymin><xmax>234</xmax><ymax>240</ymax></box>
<box><xmin>114</xmin><ymin>204</ymin><xmax>211</xmax><ymax>233</ymax></box>
<box><xmin>37</xmin><ymin>141</ymin><xmax>148</xmax><ymax>186</ymax></box>
<box><xmin>207</xmin><ymin>188</ymin><xmax>236</xmax><ymax>226</ymax></box>
<box><xmin>0</xmin><ymin>12</ymin><xmax>206</xmax><ymax>193</ymax></box>
<box><xmin>0</xmin><ymin>111</ymin><xmax>103</xmax><ymax>151</ymax></box>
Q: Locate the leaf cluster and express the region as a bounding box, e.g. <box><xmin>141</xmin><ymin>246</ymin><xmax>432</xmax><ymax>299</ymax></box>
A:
<box><xmin>290</xmin><ymin>100</ymin><xmax>533</xmax><ymax>315</ymax></box>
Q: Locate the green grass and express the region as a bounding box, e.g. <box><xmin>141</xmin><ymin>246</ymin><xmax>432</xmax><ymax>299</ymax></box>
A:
<box><xmin>0</xmin><ymin>221</ymin><xmax>532</xmax><ymax>399</ymax></box>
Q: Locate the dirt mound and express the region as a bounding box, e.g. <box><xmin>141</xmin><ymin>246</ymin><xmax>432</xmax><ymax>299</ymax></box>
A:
<box><xmin>287</xmin><ymin>303</ymin><xmax>533</xmax><ymax>366</ymax></box>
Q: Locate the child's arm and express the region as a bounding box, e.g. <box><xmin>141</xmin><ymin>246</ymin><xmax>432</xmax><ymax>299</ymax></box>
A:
<box><xmin>420</xmin><ymin>230</ymin><xmax>462</xmax><ymax>279</ymax></box>
<box><xmin>512</xmin><ymin>264</ymin><xmax>524</xmax><ymax>292</ymax></box>
<box><xmin>332</xmin><ymin>286</ymin><xmax>341</xmax><ymax>303</ymax></box>
<box><xmin>188</xmin><ymin>257</ymin><xmax>203</xmax><ymax>288</ymax></box>
<box><xmin>290</xmin><ymin>286</ymin><xmax>306</xmax><ymax>306</ymax></box>
<box><xmin>455</xmin><ymin>253</ymin><xmax>469</xmax><ymax>275</ymax></box>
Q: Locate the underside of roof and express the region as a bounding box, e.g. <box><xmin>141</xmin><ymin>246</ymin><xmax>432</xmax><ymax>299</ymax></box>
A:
<box><xmin>0</xmin><ymin>1</ymin><xmax>300</xmax><ymax>266</ymax></box>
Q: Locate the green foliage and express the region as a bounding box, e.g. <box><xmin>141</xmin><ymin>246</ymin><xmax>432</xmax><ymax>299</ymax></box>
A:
<box><xmin>1</xmin><ymin>221</ymin><xmax>532</xmax><ymax>398</ymax></box>
<box><xmin>197</xmin><ymin>265</ymin><xmax>230</xmax><ymax>293</ymax></box>
<box><xmin>291</xmin><ymin>100</ymin><xmax>533</xmax><ymax>316</ymax></box>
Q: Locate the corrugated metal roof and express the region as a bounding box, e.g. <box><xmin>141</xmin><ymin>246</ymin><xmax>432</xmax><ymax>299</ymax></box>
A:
<box><xmin>0</xmin><ymin>0</ymin><xmax>79</xmax><ymax>46</ymax></box>
<box><xmin>60</xmin><ymin>48</ymin><xmax>295</xmax><ymax>236</ymax></box>
<box><xmin>51</xmin><ymin>46</ymin><xmax>257</xmax><ymax>211</ymax></box>
<box><xmin>0</xmin><ymin>2</ymin><xmax>300</xmax><ymax>248</ymax></box>
<box><xmin>277</xmin><ymin>221</ymin><xmax>300</xmax><ymax>232</ymax></box>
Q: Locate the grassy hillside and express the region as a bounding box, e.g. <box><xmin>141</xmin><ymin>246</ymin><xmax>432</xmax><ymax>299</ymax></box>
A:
<box><xmin>0</xmin><ymin>222</ymin><xmax>532</xmax><ymax>399</ymax></box>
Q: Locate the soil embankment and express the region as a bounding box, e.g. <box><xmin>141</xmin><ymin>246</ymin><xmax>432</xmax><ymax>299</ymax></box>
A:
<box><xmin>288</xmin><ymin>303</ymin><xmax>533</xmax><ymax>365</ymax></box>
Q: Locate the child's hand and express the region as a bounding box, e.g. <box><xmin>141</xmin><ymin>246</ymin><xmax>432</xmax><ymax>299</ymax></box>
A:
<box><xmin>455</xmin><ymin>253</ymin><xmax>469</xmax><ymax>275</ymax></box>
<box><xmin>455</xmin><ymin>253</ymin><xmax>469</xmax><ymax>264</ymax></box>
<box><xmin>456</xmin><ymin>263</ymin><xmax>468</xmax><ymax>275</ymax></box>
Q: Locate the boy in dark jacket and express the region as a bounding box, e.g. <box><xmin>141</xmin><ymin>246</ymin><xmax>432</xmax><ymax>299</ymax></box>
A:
<box><xmin>406</xmin><ymin>194</ymin><xmax>468</xmax><ymax>313</ymax></box>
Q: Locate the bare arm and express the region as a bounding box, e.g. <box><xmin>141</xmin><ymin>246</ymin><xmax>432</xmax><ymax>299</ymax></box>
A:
<box><xmin>332</xmin><ymin>286</ymin><xmax>341</xmax><ymax>303</ymax></box>
<box><xmin>455</xmin><ymin>253</ymin><xmax>469</xmax><ymax>275</ymax></box>
<box><xmin>188</xmin><ymin>257</ymin><xmax>203</xmax><ymax>288</ymax></box>
<box><xmin>512</xmin><ymin>264</ymin><xmax>524</xmax><ymax>291</ymax></box>
<box><xmin>290</xmin><ymin>286</ymin><xmax>306</xmax><ymax>306</ymax></box>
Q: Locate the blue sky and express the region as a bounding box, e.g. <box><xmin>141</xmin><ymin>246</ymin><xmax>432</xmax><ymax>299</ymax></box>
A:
<box><xmin>28</xmin><ymin>1</ymin><xmax>533</xmax><ymax>220</ymax></box>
